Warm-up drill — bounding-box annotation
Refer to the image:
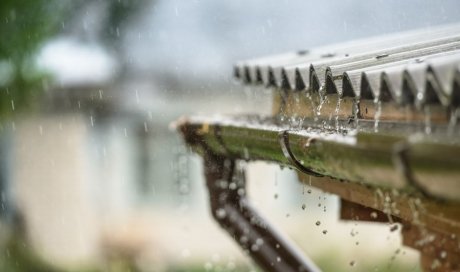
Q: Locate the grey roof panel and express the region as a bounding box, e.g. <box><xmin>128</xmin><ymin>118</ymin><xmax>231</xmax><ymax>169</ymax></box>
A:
<box><xmin>235</xmin><ymin>24</ymin><xmax>460</xmax><ymax>108</ymax></box>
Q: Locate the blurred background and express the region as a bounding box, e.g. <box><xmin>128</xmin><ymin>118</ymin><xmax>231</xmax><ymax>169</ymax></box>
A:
<box><xmin>1</xmin><ymin>0</ymin><xmax>460</xmax><ymax>271</ymax></box>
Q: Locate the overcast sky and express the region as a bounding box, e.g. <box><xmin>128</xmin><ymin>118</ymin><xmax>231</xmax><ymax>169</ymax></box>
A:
<box><xmin>40</xmin><ymin>0</ymin><xmax>460</xmax><ymax>87</ymax></box>
<box><xmin>124</xmin><ymin>0</ymin><xmax>460</xmax><ymax>80</ymax></box>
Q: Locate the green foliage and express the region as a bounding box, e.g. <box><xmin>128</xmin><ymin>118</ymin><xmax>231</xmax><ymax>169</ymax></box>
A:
<box><xmin>0</xmin><ymin>232</ymin><xmax>61</xmax><ymax>272</ymax></box>
<box><xmin>0</xmin><ymin>0</ymin><xmax>66</xmax><ymax>118</ymax></box>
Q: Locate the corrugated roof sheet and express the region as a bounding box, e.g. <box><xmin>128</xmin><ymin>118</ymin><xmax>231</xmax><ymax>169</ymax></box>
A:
<box><xmin>234</xmin><ymin>24</ymin><xmax>460</xmax><ymax>108</ymax></box>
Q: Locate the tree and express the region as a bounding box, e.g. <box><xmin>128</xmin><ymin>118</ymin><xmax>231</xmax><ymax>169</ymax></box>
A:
<box><xmin>0</xmin><ymin>0</ymin><xmax>67</xmax><ymax>118</ymax></box>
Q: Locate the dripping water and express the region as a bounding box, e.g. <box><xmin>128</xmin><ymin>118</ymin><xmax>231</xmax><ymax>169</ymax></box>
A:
<box><xmin>374</xmin><ymin>97</ymin><xmax>382</xmax><ymax>132</ymax></box>
<box><xmin>334</xmin><ymin>96</ymin><xmax>342</xmax><ymax>132</ymax></box>
<box><xmin>448</xmin><ymin>107</ymin><xmax>459</xmax><ymax>136</ymax></box>
<box><xmin>315</xmin><ymin>86</ymin><xmax>327</xmax><ymax>122</ymax></box>
<box><xmin>424</xmin><ymin>106</ymin><xmax>432</xmax><ymax>135</ymax></box>
<box><xmin>352</xmin><ymin>97</ymin><xmax>360</xmax><ymax>129</ymax></box>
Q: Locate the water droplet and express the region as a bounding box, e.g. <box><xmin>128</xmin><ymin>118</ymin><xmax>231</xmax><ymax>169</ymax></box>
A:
<box><xmin>350</xmin><ymin>229</ymin><xmax>358</xmax><ymax>237</ymax></box>
<box><xmin>274</xmin><ymin>193</ymin><xmax>278</xmax><ymax>199</ymax></box>
<box><xmin>276</xmin><ymin>256</ymin><xmax>281</xmax><ymax>262</ymax></box>
<box><xmin>349</xmin><ymin>260</ymin><xmax>356</xmax><ymax>267</ymax></box>
<box><xmin>301</xmin><ymin>204</ymin><xmax>306</xmax><ymax>210</ymax></box>
<box><xmin>307</xmin><ymin>189</ymin><xmax>312</xmax><ymax>194</ymax></box>
<box><xmin>256</xmin><ymin>238</ymin><xmax>264</xmax><ymax>246</ymax></box>
<box><xmin>440</xmin><ymin>251</ymin><xmax>447</xmax><ymax>259</ymax></box>
<box><xmin>219</xmin><ymin>180</ymin><xmax>228</xmax><ymax>189</ymax></box>
<box><xmin>424</xmin><ymin>106</ymin><xmax>432</xmax><ymax>135</ymax></box>
<box><xmin>374</xmin><ymin>99</ymin><xmax>381</xmax><ymax>132</ymax></box>
<box><xmin>322</xmin><ymin>230</ymin><xmax>328</xmax><ymax>235</ymax></box>
<box><xmin>370</xmin><ymin>212</ymin><xmax>378</xmax><ymax>219</ymax></box>
<box><xmin>315</xmin><ymin>221</ymin><xmax>321</xmax><ymax>226</ymax></box>
<box><xmin>216</xmin><ymin>208</ymin><xmax>226</xmax><ymax>219</ymax></box>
